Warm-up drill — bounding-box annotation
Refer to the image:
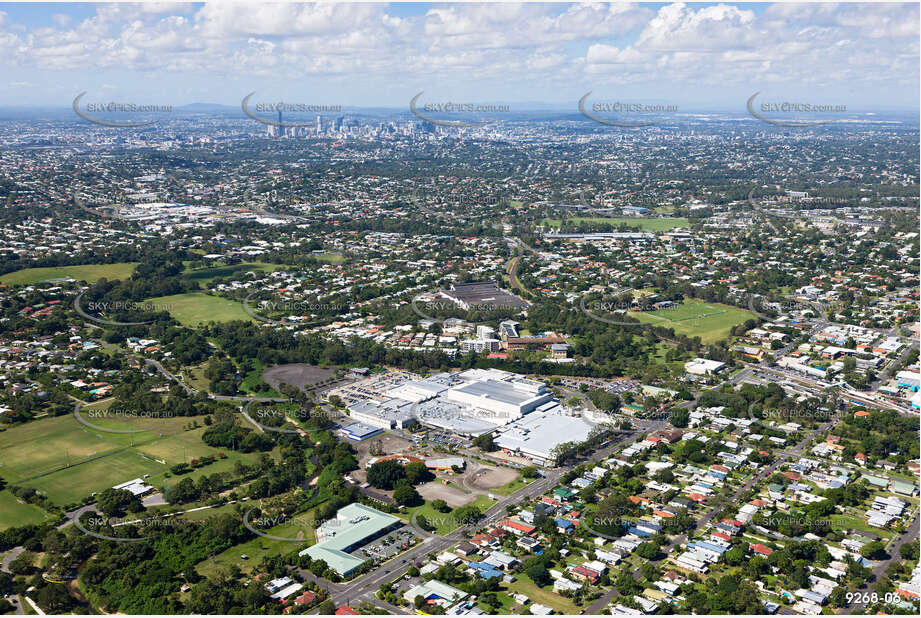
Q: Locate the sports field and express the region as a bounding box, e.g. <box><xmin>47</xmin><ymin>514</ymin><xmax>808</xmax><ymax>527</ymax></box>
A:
<box><xmin>312</xmin><ymin>252</ymin><xmax>346</xmax><ymax>264</ymax></box>
<box><xmin>629</xmin><ymin>298</ymin><xmax>755</xmax><ymax>343</ymax></box>
<box><xmin>0</xmin><ymin>262</ymin><xmax>139</xmax><ymax>285</ymax></box>
<box><xmin>0</xmin><ymin>490</ymin><xmax>53</xmax><ymax>530</ymax></box>
<box><xmin>542</xmin><ymin>216</ymin><xmax>689</xmax><ymax>231</ymax></box>
<box><xmin>144</xmin><ymin>292</ymin><xmax>253</xmax><ymax>326</ymax></box>
<box><xmin>181</xmin><ymin>261</ymin><xmax>290</xmax><ymax>286</ymax></box>
<box><xmin>0</xmin><ymin>413</ymin><xmax>267</xmax><ymax>506</ymax></box>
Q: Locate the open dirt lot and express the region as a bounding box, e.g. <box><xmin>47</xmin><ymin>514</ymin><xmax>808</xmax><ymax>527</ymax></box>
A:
<box><xmin>263</xmin><ymin>364</ymin><xmax>337</xmax><ymax>391</ymax></box>
<box><xmin>416</xmin><ymin>481</ymin><xmax>477</xmax><ymax>508</ymax></box>
<box><xmin>353</xmin><ymin>433</ymin><xmax>418</xmax><ymax>460</ymax></box>
<box><xmin>349</xmin><ymin>433</ymin><xmax>421</xmax><ymax>486</ymax></box>
<box><xmin>464</xmin><ymin>463</ymin><xmax>520</xmax><ymax>491</ymax></box>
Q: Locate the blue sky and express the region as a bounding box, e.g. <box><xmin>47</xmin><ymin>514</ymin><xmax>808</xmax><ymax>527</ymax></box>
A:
<box><xmin>0</xmin><ymin>2</ymin><xmax>917</xmax><ymax>111</ymax></box>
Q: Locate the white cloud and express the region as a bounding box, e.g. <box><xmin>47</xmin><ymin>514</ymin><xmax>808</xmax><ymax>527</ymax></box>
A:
<box><xmin>0</xmin><ymin>2</ymin><xmax>914</xmax><ymax>105</ymax></box>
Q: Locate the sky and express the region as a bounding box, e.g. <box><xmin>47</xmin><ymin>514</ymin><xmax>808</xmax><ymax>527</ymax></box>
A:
<box><xmin>0</xmin><ymin>2</ymin><xmax>917</xmax><ymax>111</ymax></box>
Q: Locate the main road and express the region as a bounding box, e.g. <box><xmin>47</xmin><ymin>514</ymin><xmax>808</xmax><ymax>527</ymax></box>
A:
<box><xmin>321</xmin><ymin>423</ymin><xmax>665</xmax><ymax>609</ymax></box>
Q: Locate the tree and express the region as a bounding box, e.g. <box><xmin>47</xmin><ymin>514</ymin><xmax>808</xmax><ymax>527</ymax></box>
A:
<box><xmin>8</xmin><ymin>551</ymin><xmax>35</xmax><ymax>576</ymax></box>
<box><xmin>317</xmin><ymin>599</ymin><xmax>336</xmax><ymax>614</ymax></box>
<box><xmin>526</xmin><ymin>564</ymin><xmax>551</xmax><ymax>587</ymax></box>
<box><xmin>900</xmin><ymin>541</ymin><xmax>918</xmax><ymax>560</ymax></box>
<box><xmin>829</xmin><ymin>586</ymin><xmax>847</xmax><ymax>608</ymax></box>
<box><xmin>636</xmin><ymin>542</ymin><xmax>658</xmax><ymax>559</ymax></box>
<box><xmin>521</xmin><ymin>466</ymin><xmax>539</xmax><ymax>478</ymax></box>
<box><xmin>416</xmin><ymin>515</ymin><xmax>434</xmax><ymax>532</ymax></box>
<box><xmin>669</xmin><ymin>408</ymin><xmax>689</xmax><ymax>428</ymax></box>
<box><xmin>367</xmin><ymin>460</ymin><xmax>405</xmax><ymax>490</ymax></box>
<box><xmin>481</xmin><ymin>592</ymin><xmax>501</xmax><ymax>610</ymax></box>
<box><xmin>404</xmin><ymin>461</ymin><xmax>432</xmax><ymax>485</ymax></box>
<box><xmin>860</xmin><ymin>541</ymin><xmax>887</xmax><ymax>560</ymax></box>
<box><xmin>452</xmin><ymin>504</ymin><xmax>482</xmax><ymax>526</ymax></box>
<box><xmin>723</xmin><ymin>546</ymin><xmax>746</xmax><ymax>566</ymax></box>
<box><xmin>393</xmin><ymin>484</ymin><xmax>421</xmax><ymax>506</ymax></box>
<box><xmin>35</xmin><ymin>585</ymin><xmax>76</xmax><ymax>614</ymax></box>
<box><xmin>473</xmin><ymin>432</ymin><xmax>496</xmax><ymax>452</ymax></box>
<box><xmin>414</xmin><ymin>595</ymin><xmax>425</xmax><ymax>609</ymax></box>
<box><xmin>432</xmin><ymin>499</ymin><xmax>449</xmax><ymax>513</ymax></box>
<box><xmin>616</xmin><ymin>568</ymin><xmax>640</xmax><ymax>596</ymax></box>
<box><xmin>97</xmin><ymin>488</ymin><xmax>142</xmax><ymax>518</ymax></box>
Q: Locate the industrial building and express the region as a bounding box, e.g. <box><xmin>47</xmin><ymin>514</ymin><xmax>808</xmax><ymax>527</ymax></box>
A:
<box><xmin>338</xmin><ymin>368</ymin><xmax>601</xmax><ymax>465</ymax></box>
<box><xmin>298</xmin><ymin>504</ymin><xmax>403</xmax><ymax>576</ymax></box>
<box><xmin>339</xmin><ymin>421</ymin><xmax>385</xmax><ymax>441</ymax></box>
<box><xmin>445</xmin><ymin>375</ymin><xmax>552</xmax><ymax>420</ymax></box>
<box><xmin>343</xmin><ymin>368</ymin><xmax>558</xmax><ymax>435</ymax></box>
<box><xmin>493</xmin><ymin>410</ymin><xmax>595</xmax><ymax>465</ymax></box>
<box><xmin>684</xmin><ymin>358</ymin><xmax>727</xmax><ymax>375</ymax></box>
<box><xmin>346</xmin><ymin>400</ymin><xmax>416</xmax><ymax>430</ymax></box>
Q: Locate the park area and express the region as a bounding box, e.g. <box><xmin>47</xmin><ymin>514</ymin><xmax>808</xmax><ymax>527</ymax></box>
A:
<box><xmin>180</xmin><ymin>261</ymin><xmax>291</xmax><ymax>286</ymax></box>
<box><xmin>0</xmin><ymin>262</ymin><xmax>139</xmax><ymax>285</ymax></box>
<box><xmin>0</xmin><ymin>407</ymin><xmax>269</xmax><ymax>508</ymax></box>
<box><xmin>629</xmin><ymin>298</ymin><xmax>756</xmax><ymax>343</ymax></box>
<box><xmin>401</xmin><ymin>494</ymin><xmax>496</xmax><ymax>535</ymax></box>
<box><xmin>143</xmin><ymin>292</ymin><xmax>253</xmax><ymax>325</ymax></box>
<box><xmin>195</xmin><ymin>506</ymin><xmax>320</xmax><ymax>578</ymax></box>
<box><xmin>0</xmin><ymin>490</ymin><xmax>53</xmax><ymax>530</ymax></box>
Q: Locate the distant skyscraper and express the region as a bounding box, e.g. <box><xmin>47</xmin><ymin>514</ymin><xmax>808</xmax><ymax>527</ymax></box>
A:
<box><xmin>316</xmin><ymin>115</ymin><xmax>322</xmax><ymax>135</ymax></box>
<box><xmin>268</xmin><ymin>108</ymin><xmax>283</xmax><ymax>137</ymax></box>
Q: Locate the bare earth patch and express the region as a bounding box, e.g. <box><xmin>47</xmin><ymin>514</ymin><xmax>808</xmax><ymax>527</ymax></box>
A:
<box><xmin>416</xmin><ymin>482</ymin><xmax>476</xmax><ymax>508</ymax></box>
<box><xmin>466</xmin><ymin>465</ymin><xmax>519</xmax><ymax>490</ymax></box>
<box><xmin>262</xmin><ymin>364</ymin><xmax>337</xmax><ymax>391</ymax></box>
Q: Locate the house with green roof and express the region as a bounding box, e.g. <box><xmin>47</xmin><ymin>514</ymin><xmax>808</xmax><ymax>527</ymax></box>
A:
<box><xmin>554</xmin><ymin>487</ymin><xmax>575</xmax><ymax>501</ymax></box>
<box><xmin>889</xmin><ymin>479</ymin><xmax>918</xmax><ymax>496</ymax></box>
<box><xmin>860</xmin><ymin>474</ymin><xmax>888</xmax><ymax>488</ymax></box>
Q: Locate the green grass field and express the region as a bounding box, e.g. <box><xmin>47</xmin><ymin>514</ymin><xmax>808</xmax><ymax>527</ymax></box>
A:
<box><xmin>402</xmin><ymin>502</ymin><xmax>461</xmax><ymax>535</ymax></box>
<box><xmin>402</xmin><ymin>495</ymin><xmax>497</xmax><ymax>535</ymax></box>
<box><xmin>629</xmin><ymin>298</ymin><xmax>756</xmax><ymax>343</ymax></box>
<box><xmin>0</xmin><ymin>490</ymin><xmax>53</xmax><ymax>530</ymax></box>
<box><xmin>542</xmin><ymin>216</ymin><xmax>689</xmax><ymax>231</ymax></box>
<box><xmin>0</xmin><ymin>414</ymin><xmax>140</xmax><ymax>482</ymax></box>
<box><xmin>0</xmin><ymin>413</ymin><xmax>267</xmax><ymax>505</ymax></box>
<box><xmin>239</xmin><ymin>359</ymin><xmax>283</xmax><ymax>397</ymax></box>
<box><xmin>0</xmin><ymin>263</ymin><xmax>139</xmax><ymax>286</ymax></box>
<box><xmin>507</xmin><ymin>573</ymin><xmax>581</xmax><ymax>614</ymax></box>
<box><xmin>181</xmin><ymin>261</ymin><xmax>291</xmax><ymax>286</ymax></box>
<box><xmin>312</xmin><ymin>252</ymin><xmax>346</xmax><ymax>264</ymax></box>
<box><xmin>20</xmin><ymin>450</ymin><xmax>162</xmax><ymax>505</ymax></box>
<box><xmin>829</xmin><ymin>513</ymin><xmax>896</xmax><ymax>540</ymax></box>
<box><xmin>144</xmin><ymin>292</ymin><xmax>253</xmax><ymax>326</ymax></box>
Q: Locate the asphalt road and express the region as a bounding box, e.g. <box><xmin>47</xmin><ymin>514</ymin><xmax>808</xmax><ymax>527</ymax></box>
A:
<box><xmin>845</xmin><ymin>513</ymin><xmax>920</xmax><ymax>612</ymax></box>
<box><xmin>322</xmin><ymin>425</ymin><xmax>662</xmax><ymax>610</ymax></box>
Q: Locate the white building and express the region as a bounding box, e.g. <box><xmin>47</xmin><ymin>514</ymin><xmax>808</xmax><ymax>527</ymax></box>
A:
<box><xmin>684</xmin><ymin>358</ymin><xmax>726</xmax><ymax>375</ymax></box>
